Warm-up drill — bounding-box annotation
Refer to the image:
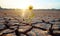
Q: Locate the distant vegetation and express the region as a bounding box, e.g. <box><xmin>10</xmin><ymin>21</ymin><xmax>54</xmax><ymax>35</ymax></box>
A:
<box><xmin>0</xmin><ymin>6</ymin><xmax>60</xmax><ymax>11</ymax></box>
<box><xmin>0</xmin><ymin>6</ymin><xmax>3</xmax><ymax>9</ymax></box>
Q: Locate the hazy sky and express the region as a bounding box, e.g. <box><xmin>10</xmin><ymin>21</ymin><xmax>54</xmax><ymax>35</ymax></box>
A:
<box><xmin>0</xmin><ymin>0</ymin><xmax>60</xmax><ymax>9</ymax></box>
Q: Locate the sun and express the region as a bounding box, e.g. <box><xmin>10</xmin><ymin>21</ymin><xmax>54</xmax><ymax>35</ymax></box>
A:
<box><xmin>11</xmin><ymin>0</ymin><xmax>30</xmax><ymax>9</ymax></box>
<box><xmin>0</xmin><ymin>0</ymin><xmax>32</xmax><ymax>9</ymax></box>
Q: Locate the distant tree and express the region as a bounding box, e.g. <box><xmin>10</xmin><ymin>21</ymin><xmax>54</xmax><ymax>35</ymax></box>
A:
<box><xmin>51</xmin><ymin>8</ymin><xmax>55</xmax><ymax>10</ymax></box>
<box><xmin>0</xmin><ymin>6</ymin><xmax>3</xmax><ymax>9</ymax></box>
<box><xmin>0</xmin><ymin>6</ymin><xmax>1</xmax><ymax>8</ymax></box>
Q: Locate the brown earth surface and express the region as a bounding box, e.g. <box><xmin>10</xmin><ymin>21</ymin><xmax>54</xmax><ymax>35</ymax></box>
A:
<box><xmin>0</xmin><ymin>9</ymin><xmax>60</xmax><ymax>36</ymax></box>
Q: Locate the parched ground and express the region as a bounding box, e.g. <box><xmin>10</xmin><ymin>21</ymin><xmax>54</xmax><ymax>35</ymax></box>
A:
<box><xmin>0</xmin><ymin>9</ymin><xmax>60</xmax><ymax>36</ymax></box>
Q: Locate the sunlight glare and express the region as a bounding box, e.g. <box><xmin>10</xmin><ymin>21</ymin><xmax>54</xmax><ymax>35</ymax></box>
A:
<box><xmin>0</xmin><ymin>0</ymin><xmax>32</xmax><ymax>9</ymax></box>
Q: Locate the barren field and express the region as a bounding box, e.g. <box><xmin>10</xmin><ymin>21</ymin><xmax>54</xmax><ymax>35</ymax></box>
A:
<box><xmin>0</xmin><ymin>9</ymin><xmax>60</xmax><ymax>36</ymax></box>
